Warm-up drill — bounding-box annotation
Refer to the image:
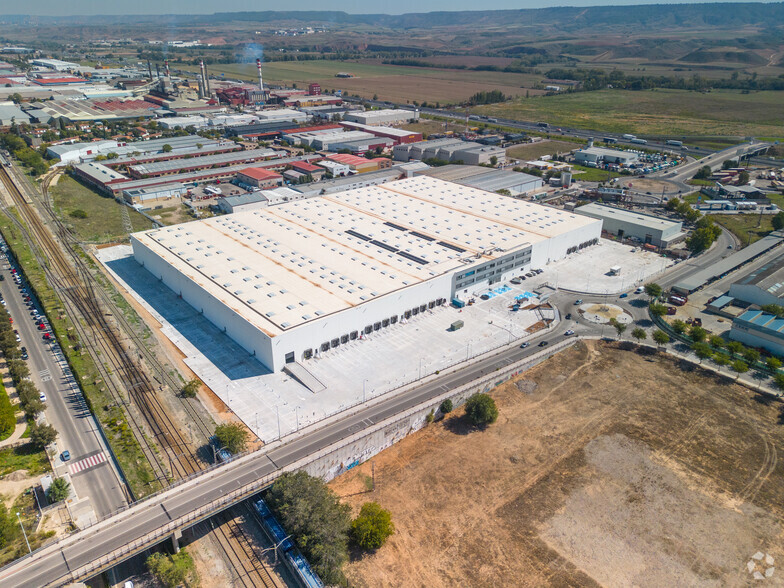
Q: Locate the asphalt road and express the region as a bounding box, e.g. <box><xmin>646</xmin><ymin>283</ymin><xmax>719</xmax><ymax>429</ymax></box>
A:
<box><xmin>0</xmin><ymin>250</ymin><xmax>127</xmax><ymax>519</ymax></box>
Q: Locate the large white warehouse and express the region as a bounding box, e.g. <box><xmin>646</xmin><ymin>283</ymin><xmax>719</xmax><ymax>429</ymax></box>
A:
<box><xmin>131</xmin><ymin>176</ymin><xmax>600</xmax><ymax>372</ymax></box>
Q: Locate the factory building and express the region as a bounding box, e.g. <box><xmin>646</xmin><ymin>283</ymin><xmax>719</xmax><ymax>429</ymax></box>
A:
<box><xmin>315</xmin><ymin>160</ymin><xmax>350</xmax><ymax>177</ymax></box>
<box><xmin>131</xmin><ymin>176</ymin><xmax>601</xmax><ymax>372</ymax></box>
<box><xmin>339</xmin><ymin>121</ymin><xmax>422</xmax><ymax>144</ymax></box>
<box><xmin>728</xmin><ymin>258</ymin><xmax>784</xmax><ymax>308</ymax></box>
<box><xmin>420</xmin><ymin>165</ymin><xmax>543</xmax><ymax>196</ymax></box>
<box><xmin>123</xmin><ymin>183</ymin><xmax>187</xmax><ymax>209</ymax></box>
<box><xmin>127</xmin><ymin>149</ymin><xmax>279</xmax><ymax>179</ymax></box>
<box><xmin>344</xmin><ymin>109</ymin><xmax>419</xmax><ymax>126</ymax></box>
<box><xmin>235</xmin><ymin>167</ymin><xmax>284</xmax><ymax>189</ymax></box>
<box><xmin>574</xmin><ymin>203</ymin><xmax>684</xmax><ymax>247</ymax></box>
<box><xmin>48</xmin><ymin>135</ymin><xmax>218</xmax><ymax>163</ymax></box>
<box><xmin>730</xmin><ymin>310</ymin><xmax>784</xmax><ymax>357</ymax></box>
<box><xmin>573</xmin><ymin>146</ymin><xmax>639</xmax><ymax>167</ymax></box>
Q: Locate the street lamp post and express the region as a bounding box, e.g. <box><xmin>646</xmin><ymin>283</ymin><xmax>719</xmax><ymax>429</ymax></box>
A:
<box><xmin>16</xmin><ymin>512</ymin><xmax>30</xmax><ymax>554</ymax></box>
<box><xmin>275</xmin><ymin>405</ymin><xmax>281</xmax><ymax>440</ymax></box>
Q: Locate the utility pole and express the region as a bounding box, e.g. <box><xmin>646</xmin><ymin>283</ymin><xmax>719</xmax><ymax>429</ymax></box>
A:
<box><xmin>16</xmin><ymin>512</ymin><xmax>30</xmax><ymax>553</ymax></box>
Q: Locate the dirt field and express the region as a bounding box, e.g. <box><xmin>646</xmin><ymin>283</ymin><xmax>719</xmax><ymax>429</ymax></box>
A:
<box><xmin>330</xmin><ymin>341</ymin><xmax>784</xmax><ymax>587</ymax></box>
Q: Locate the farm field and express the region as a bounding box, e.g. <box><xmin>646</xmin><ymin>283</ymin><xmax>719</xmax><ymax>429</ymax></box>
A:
<box><xmin>180</xmin><ymin>60</ymin><xmax>542</xmax><ymax>104</ymax></box>
<box><xmin>506</xmin><ymin>140</ymin><xmax>581</xmax><ymax>161</ymax></box>
<box><xmin>50</xmin><ymin>175</ymin><xmax>152</xmax><ymax>243</ymax></box>
<box><xmin>476</xmin><ymin>89</ymin><xmax>784</xmax><ymax>137</ymax></box>
<box><xmin>330</xmin><ymin>341</ymin><xmax>784</xmax><ymax>587</ymax></box>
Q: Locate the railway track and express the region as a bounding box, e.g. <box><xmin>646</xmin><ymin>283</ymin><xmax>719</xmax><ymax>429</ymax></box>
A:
<box><xmin>207</xmin><ymin>504</ymin><xmax>285</xmax><ymax>588</ymax></box>
<box><xmin>1</xmin><ymin>166</ymin><xmax>282</xmax><ymax>585</ymax></box>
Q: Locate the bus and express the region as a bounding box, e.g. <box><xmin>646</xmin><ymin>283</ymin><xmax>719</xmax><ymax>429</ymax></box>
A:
<box><xmin>666</xmin><ymin>140</ymin><xmax>683</xmax><ymax>147</ymax></box>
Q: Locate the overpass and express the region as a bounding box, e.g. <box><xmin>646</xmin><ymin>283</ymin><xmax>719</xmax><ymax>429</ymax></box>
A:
<box><xmin>0</xmin><ymin>324</ymin><xmax>579</xmax><ymax>588</ymax></box>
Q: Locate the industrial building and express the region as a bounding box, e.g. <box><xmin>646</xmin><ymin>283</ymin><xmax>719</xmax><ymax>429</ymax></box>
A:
<box><xmin>728</xmin><ymin>258</ymin><xmax>784</xmax><ymax>307</ymax></box>
<box><xmin>420</xmin><ymin>165</ymin><xmax>543</xmax><ymax>196</ymax></box>
<box><xmin>131</xmin><ymin>176</ymin><xmax>601</xmax><ymax>372</ymax></box>
<box><xmin>123</xmin><ymin>183</ymin><xmax>186</xmax><ymax>209</ymax></box>
<box><xmin>574</xmin><ymin>203</ymin><xmax>684</xmax><ymax>247</ymax></box>
<box><xmin>49</xmin><ymin>135</ymin><xmax>218</xmax><ymax>164</ymax></box>
<box><xmin>344</xmin><ymin>109</ymin><xmax>419</xmax><ymax>126</ymax></box>
<box><xmin>126</xmin><ymin>149</ymin><xmax>279</xmax><ymax>179</ymax></box>
<box><xmin>235</xmin><ymin>167</ymin><xmax>283</xmax><ymax>189</ymax></box>
<box><xmin>573</xmin><ymin>146</ymin><xmax>639</xmax><ymax>167</ymax></box>
<box><xmin>339</xmin><ymin>121</ymin><xmax>422</xmax><ymax>144</ymax></box>
<box><xmin>0</xmin><ymin>104</ymin><xmax>31</xmax><ymax>126</ymax></box>
<box><xmin>730</xmin><ymin>310</ymin><xmax>784</xmax><ymax>357</ymax></box>
<box><xmin>393</xmin><ymin>138</ymin><xmax>505</xmax><ymax>165</ymax></box>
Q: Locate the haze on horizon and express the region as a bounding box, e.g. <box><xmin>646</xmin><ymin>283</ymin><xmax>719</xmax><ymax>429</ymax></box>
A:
<box><xmin>4</xmin><ymin>0</ymin><xmax>779</xmax><ymax>17</ymax></box>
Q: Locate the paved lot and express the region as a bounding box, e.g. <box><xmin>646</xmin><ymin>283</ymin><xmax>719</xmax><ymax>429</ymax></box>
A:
<box><xmin>535</xmin><ymin>238</ymin><xmax>674</xmax><ymax>294</ymax></box>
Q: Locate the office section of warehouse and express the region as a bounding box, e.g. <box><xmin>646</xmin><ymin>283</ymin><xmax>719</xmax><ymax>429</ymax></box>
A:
<box><xmin>131</xmin><ymin>176</ymin><xmax>601</xmax><ymax>372</ymax></box>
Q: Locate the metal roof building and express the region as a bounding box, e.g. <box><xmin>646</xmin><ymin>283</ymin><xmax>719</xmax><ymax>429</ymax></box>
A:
<box><xmin>420</xmin><ymin>165</ymin><xmax>543</xmax><ymax>196</ymax></box>
<box><xmin>730</xmin><ymin>309</ymin><xmax>784</xmax><ymax>357</ymax></box>
<box><xmin>574</xmin><ymin>202</ymin><xmax>684</xmax><ymax>248</ymax></box>
<box><xmin>132</xmin><ymin>176</ymin><xmax>601</xmax><ymax>371</ymax></box>
<box><xmin>729</xmin><ymin>256</ymin><xmax>784</xmax><ymax>307</ymax></box>
<box><xmin>673</xmin><ymin>231</ymin><xmax>784</xmax><ymax>294</ymax></box>
<box><xmin>127</xmin><ymin>149</ymin><xmax>279</xmax><ymax>178</ymax></box>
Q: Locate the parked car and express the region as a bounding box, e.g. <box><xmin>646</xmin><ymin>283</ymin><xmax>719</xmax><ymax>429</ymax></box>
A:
<box><xmin>39</xmin><ymin>392</ymin><xmax>46</xmax><ymax>402</ymax></box>
<box><xmin>565</xmin><ymin>313</ymin><xmax>572</xmax><ymax>320</ymax></box>
<box><xmin>574</xmin><ymin>299</ymin><xmax>583</xmax><ymax>305</ymax></box>
<box><xmin>43</xmin><ymin>332</ymin><xmax>51</xmax><ymax>340</ymax></box>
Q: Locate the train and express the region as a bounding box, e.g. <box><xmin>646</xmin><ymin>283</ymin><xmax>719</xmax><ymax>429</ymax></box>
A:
<box><xmin>0</xmin><ymin>153</ymin><xmax>10</xmax><ymax>168</ymax></box>
<box><xmin>253</xmin><ymin>498</ymin><xmax>324</xmax><ymax>588</ymax></box>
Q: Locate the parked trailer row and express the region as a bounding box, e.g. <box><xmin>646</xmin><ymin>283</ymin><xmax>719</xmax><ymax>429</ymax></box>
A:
<box><xmin>254</xmin><ymin>498</ymin><xmax>324</xmax><ymax>588</ymax></box>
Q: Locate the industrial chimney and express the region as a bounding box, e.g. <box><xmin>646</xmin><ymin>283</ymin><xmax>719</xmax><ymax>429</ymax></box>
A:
<box><xmin>256</xmin><ymin>58</ymin><xmax>265</xmax><ymax>94</ymax></box>
<box><xmin>164</xmin><ymin>59</ymin><xmax>171</xmax><ymax>79</ymax></box>
<box><xmin>202</xmin><ymin>62</ymin><xmax>211</xmax><ymax>97</ymax></box>
<box><xmin>198</xmin><ymin>60</ymin><xmax>206</xmax><ymax>99</ymax></box>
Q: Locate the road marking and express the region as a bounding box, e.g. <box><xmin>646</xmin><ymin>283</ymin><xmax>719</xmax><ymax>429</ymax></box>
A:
<box><xmin>68</xmin><ymin>452</ymin><xmax>107</xmax><ymax>475</ymax></box>
<box><xmin>39</xmin><ymin>369</ymin><xmax>52</xmax><ymax>382</ymax></box>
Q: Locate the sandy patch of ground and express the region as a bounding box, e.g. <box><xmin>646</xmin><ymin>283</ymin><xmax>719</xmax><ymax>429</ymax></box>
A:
<box><xmin>0</xmin><ymin>470</ymin><xmax>35</xmax><ymax>510</ymax></box>
<box><xmin>330</xmin><ymin>341</ymin><xmax>784</xmax><ymax>587</ymax></box>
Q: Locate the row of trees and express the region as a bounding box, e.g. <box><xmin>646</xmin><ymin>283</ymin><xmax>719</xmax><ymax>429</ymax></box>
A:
<box><xmin>664</xmin><ymin>198</ymin><xmax>722</xmax><ymax>253</ymax></box>
<box><xmin>0</xmin><ymin>286</ymin><xmax>56</xmax><ymax>450</ymax></box>
<box><xmin>0</xmin><ymin>132</ymin><xmax>49</xmax><ymax>177</ymax></box>
<box><xmin>544</xmin><ymin>67</ymin><xmax>784</xmax><ymax>93</ymax></box>
<box><xmin>467</xmin><ymin>90</ymin><xmax>507</xmax><ymax>106</ymax></box>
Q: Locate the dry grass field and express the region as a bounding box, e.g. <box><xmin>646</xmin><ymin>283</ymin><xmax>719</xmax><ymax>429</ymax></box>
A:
<box><xmin>506</xmin><ymin>140</ymin><xmax>581</xmax><ymax>161</ymax></box>
<box><xmin>331</xmin><ymin>341</ymin><xmax>784</xmax><ymax>587</ymax></box>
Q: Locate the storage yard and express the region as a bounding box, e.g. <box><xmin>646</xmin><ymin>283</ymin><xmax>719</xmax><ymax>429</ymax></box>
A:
<box><xmin>331</xmin><ymin>341</ymin><xmax>784</xmax><ymax>587</ymax></box>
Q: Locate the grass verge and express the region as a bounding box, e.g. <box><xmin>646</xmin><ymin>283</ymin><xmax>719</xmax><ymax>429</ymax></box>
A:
<box><xmin>0</xmin><ymin>208</ymin><xmax>162</xmax><ymax>498</ymax></box>
<box><xmin>0</xmin><ymin>444</ymin><xmax>50</xmax><ymax>477</ymax></box>
<box><xmin>709</xmin><ymin>212</ymin><xmax>774</xmax><ymax>246</ymax></box>
<box><xmin>570</xmin><ymin>164</ymin><xmax>623</xmax><ymax>182</ymax></box>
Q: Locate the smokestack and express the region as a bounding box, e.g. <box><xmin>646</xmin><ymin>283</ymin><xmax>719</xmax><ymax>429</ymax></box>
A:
<box><xmin>164</xmin><ymin>59</ymin><xmax>171</xmax><ymax>79</ymax></box>
<box><xmin>203</xmin><ymin>62</ymin><xmax>211</xmax><ymax>97</ymax></box>
<box><xmin>256</xmin><ymin>58</ymin><xmax>264</xmax><ymax>94</ymax></box>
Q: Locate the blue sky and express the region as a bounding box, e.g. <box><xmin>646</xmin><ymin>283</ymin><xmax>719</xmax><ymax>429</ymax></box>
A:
<box><xmin>7</xmin><ymin>0</ymin><xmax>775</xmax><ymax>17</ymax></box>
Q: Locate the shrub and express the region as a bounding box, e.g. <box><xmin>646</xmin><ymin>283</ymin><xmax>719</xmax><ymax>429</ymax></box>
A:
<box><xmin>464</xmin><ymin>393</ymin><xmax>498</xmax><ymax>427</ymax></box>
<box><xmin>351</xmin><ymin>502</ymin><xmax>395</xmax><ymax>549</ymax></box>
<box><xmin>146</xmin><ymin>550</ymin><xmax>198</xmax><ymax>588</ymax></box>
<box><xmin>181</xmin><ymin>378</ymin><xmax>201</xmax><ymax>398</ymax></box>
<box><xmin>213</xmin><ymin>423</ymin><xmax>249</xmax><ymax>454</ymax></box>
<box><xmin>69</xmin><ymin>209</ymin><xmax>87</xmax><ymax>219</ymax></box>
<box><xmin>439</xmin><ymin>399</ymin><xmax>453</xmax><ymax>414</ymax></box>
<box><xmin>30</xmin><ymin>422</ymin><xmax>57</xmax><ymax>449</ymax></box>
<box><xmin>47</xmin><ymin>478</ymin><xmax>70</xmax><ymax>503</ymax></box>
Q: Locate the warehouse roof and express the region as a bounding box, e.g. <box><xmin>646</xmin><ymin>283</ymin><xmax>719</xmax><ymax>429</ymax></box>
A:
<box><xmin>128</xmin><ymin>148</ymin><xmax>278</xmax><ymax>176</ymax></box>
<box><xmin>74</xmin><ymin>161</ymin><xmax>127</xmax><ymax>183</ymax></box>
<box><xmin>733</xmin><ymin>256</ymin><xmax>784</xmax><ymax>299</ymax></box>
<box><xmin>574</xmin><ymin>203</ymin><xmax>680</xmax><ymax>232</ymax></box>
<box><xmin>238</xmin><ymin>167</ymin><xmax>282</xmax><ymax>181</ymax></box>
<box><xmin>133</xmin><ymin>176</ymin><xmax>597</xmax><ymax>336</ymax></box>
<box><xmin>421</xmin><ymin>165</ymin><xmax>542</xmax><ymax>193</ymax></box>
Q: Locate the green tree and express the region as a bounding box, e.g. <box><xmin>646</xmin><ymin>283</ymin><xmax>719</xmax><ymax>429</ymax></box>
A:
<box><xmin>742</xmin><ymin>348</ymin><xmax>760</xmax><ymax>365</ymax></box>
<box><xmin>439</xmin><ymin>399</ymin><xmax>453</xmax><ymax>414</ymax></box>
<box><xmin>738</xmin><ymin>170</ymin><xmax>750</xmax><ymax>185</ymax></box>
<box><xmin>713</xmin><ymin>352</ymin><xmax>730</xmax><ymax>367</ymax></box>
<box><xmin>146</xmin><ymin>550</ymin><xmax>198</xmax><ymax>588</ymax></box>
<box><xmin>214</xmin><ymin>423</ymin><xmax>248</xmax><ymax>454</ymax></box>
<box><xmin>649</xmin><ymin>303</ymin><xmax>667</xmax><ymax>317</ymax></box>
<box><xmin>609</xmin><ymin>318</ymin><xmax>626</xmax><ymax>339</ymax></box>
<box><xmin>671</xmin><ymin>320</ymin><xmax>688</xmax><ymax>335</ymax></box>
<box><xmin>464</xmin><ymin>393</ymin><xmax>499</xmax><ymax>426</ymax></box>
<box><xmin>773</xmin><ymin>372</ymin><xmax>784</xmax><ymax>392</ymax></box>
<box><xmin>47</xmin><ymin>478</ymin><xmax>70</xmax><ymax>503</ymax></box>
<box><xmin>30</xmin><ymin>422</ymin><xmax>57</xmax><ymax>449</ymax></box>
<box><xmin>709</xmin><ymin>335</ymin><xmax>725</xmax><ymax>348</ymax></box>
<box><xmin>731</xmin><ymin>360</ymin><xmax>749</xmax><ymax>380</ymax></box>
<box><xmin>181</xmin><ymin>378</ymin><xmax>201</xmax><ymax>399</ymax></box>
<box><xmin>0</xmin><ymin>502</ymin><xmax>19</xmax><ymax>548</ymax></box>
<box><xmin>351</xmin><ymin>502</ymin><xmax>395</xmax><ymax>549</ymax></box>
<box><xmin>725</xmin><ymin>340</ymin><xmax>745</xmax><ymax>355</ymax></box>
<box><xmin>693</xmin><ymin>165</ymin><xmax>712</xmax><ymax>180</ymax></box>
<box><xmin>772</xmin><ymin>212</ymin><xmax>784</xmax><ymax>232</ymax></box>
<box><xmin>692</xmin><ymin>341</ymin><xmax>712</xmax><ymax>363</ymax></box>
<box><xmin>631</xmin><ymin>327</ymin><xmax>647</xmax><ymax>342</ymax></box>
<box><xmin>689</xmin><ymin>326</ymin><xmax>707</xmax><ymax>342</ymax></box>
<box><xmin>266</xmin><ymin>471</ymin><xmax>352</xmax><ymax>585</ymax></box>
<box><xmin>652</xmin><ymin>330</ymin><xmax>670</xmax><ymax>347</ymax></box>
<box><xmin>644</xmin><ymin>283</ymin><xmax>663</xmax><ymax>299</ymax></box>
<box><xmin>162</xmin><ymin>144</ymin><xmax>173</xmax><ymax>153</ymax></box>
<box><xmin>761</xmin><ymin>304</ymin><xmax>784</xmax><ymax>317</ymax></box>
<box><xmin>766</xmin><ymin>356</ymin><xmax>782</xmax><ymax>372</ymax></box>
<box><xmin>69</xmin><ymin>209</ymin><xmax>87</xmax><ymax>219</ymax></box>
<box><xmin>489</xmin><ymin>155</ymin><xmax>498</xmax><ymax>167</ymax></box>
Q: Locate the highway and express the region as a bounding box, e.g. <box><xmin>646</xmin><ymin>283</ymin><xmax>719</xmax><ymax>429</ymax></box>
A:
<box><xmin>0</xmin><ymin>244</ymin><xmax>128</xmax><ymax>519</ymax></box>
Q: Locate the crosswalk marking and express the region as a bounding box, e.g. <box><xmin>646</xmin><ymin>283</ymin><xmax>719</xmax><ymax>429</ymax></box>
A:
<box><xmin>38</xmin><ymin>369</ymin><xmax>51</xmax><ymax>382</ymax></box>
<box><xmin>68</xmin><ymin>452</ymin><xmax>107</xmax><ymax>475</ymax></box>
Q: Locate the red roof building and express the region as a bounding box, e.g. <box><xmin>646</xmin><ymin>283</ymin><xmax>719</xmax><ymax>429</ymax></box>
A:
<box><xmin>236</xmin><ymin>167</ymin><xmax>283</xmax><ymax>189</ymax></box>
